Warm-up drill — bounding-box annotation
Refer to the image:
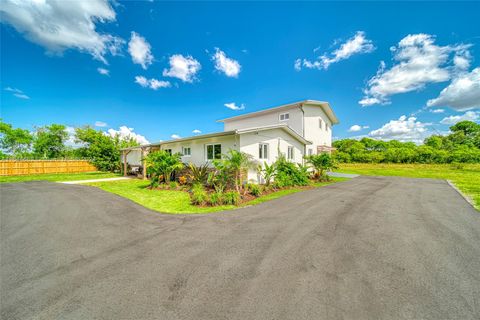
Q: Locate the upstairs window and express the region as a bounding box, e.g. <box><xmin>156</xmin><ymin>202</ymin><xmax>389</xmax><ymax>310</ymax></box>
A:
<box><xmin>259</xmin><ymin>143</ymin><xmax>269</xmax><ymax>159</ymax></box>
<box><xmin>206</xmin><ymin>144</ymin><xmax>221</xmax><ymax>160</ymax></box>
<box><xmin>319</xmin><ymin>119</ymin><xmax>323</xmax><ymax>129</ymax></box>
<box><xmin>287</xmin><ymin>146</ymin><xmax>294</xmax><ymax>160</ymax></box>
<box><xmin>279</xmin><ymin>113</ymin><xmax>290</xmax><ymax>121</ymax></box>
<box><xmin>182</xmin><ymin>147</ymin><xmax>191</xmax><ymax>156</ymax></box>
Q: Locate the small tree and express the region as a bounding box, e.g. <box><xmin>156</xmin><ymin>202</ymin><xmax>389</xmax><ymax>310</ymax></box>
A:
<box><xmin>33</xmin><ymin>124</ymin><xmax>68</xmax><ymax>159</ymax></box>
<box><xmin>305</xmin><ymin>153</ymin><xmax>337</xmax><ymax>180</ymax></box>
<box><xmin>145</xmin><ymin>150</ymin><xmax>184</xmax><ymax>184</ymax></box>
<box><xmin>222</xmin><ymin>150</ymin><xmax>254</xmax><ymax>193</ymax></box>
<box><xmin>0</xmin><ymin>120</ymin><xmax>34</xmax><ymax>156</ymax></box>
<box><xmin>258</xmin><ymin>161</ymin><xmax>276</xmax><ymax>186</ymax></box>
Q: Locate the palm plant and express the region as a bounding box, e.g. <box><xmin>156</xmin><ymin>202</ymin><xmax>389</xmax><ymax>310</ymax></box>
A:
<box><xmin>258</xmin><ymin>161</ymin><xmax>276</xmax><ymax>186</ymax></box>
<box><xmin>145</xmin><ymin>150</ymin><xmax>184</xmax><ymax>184</ymax></box>
<box><xmin>305</xmin><ymin>153</ymin><xmax>337</xmax><ymax>180</ymax></box>
<box><xmin>222</xmin><ymin>150</ymin><xmax>254</xmax><ymax>193</ymax></box>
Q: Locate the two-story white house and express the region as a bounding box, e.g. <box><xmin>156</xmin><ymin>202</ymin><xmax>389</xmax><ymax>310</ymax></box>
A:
<box><xmin>122</xmin><ymin>100</ymin><xmax>338</xmax><ymax>183</ymax></box>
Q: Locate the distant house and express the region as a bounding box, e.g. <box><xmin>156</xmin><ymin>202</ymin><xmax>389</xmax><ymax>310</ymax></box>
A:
<box><xmin>122</xmin><ymin>100</ymin><xmax>339</xmax><ymax>183</ymax></box>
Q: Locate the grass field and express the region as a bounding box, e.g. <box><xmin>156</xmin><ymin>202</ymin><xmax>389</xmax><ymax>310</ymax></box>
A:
<box><xmin>337</xmin><ymin>163</ymin><xmax>480</xmax><ymax>210</ymax></box>
<box><xmin>88</xmin><ymin>178</ymin><xmax>346</xmax><ymax>214</ymax></box>
<box><xmin>0</xmin><ymin>171</ymin><xmax>121</xmax><ymax>183</ymax></box>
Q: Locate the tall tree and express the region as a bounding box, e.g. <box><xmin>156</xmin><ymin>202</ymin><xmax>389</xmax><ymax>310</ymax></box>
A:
<box><xmin>33</xmin><ymin>124</ymin><xmax>68</xmax><ymax>158</ymax></box>
<box><xmin>0</xmin><ymin>120</ymin><xmax>34</xmax><ymax>156</ymax></box>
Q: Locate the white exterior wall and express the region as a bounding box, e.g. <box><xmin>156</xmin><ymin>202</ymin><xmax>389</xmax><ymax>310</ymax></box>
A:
<box><xmin>159</xmin><ymin>134</ymin><xmax>239</xmax><ymax>167</ymax></box>
<box><xmin>224</xmin><ymin>107</ymin><xmax>304</xmax><ymax>135</ymax></box>
<box><xmin>302</xmin><ymin>103</ymin><xmax>333</xmax><ymax>155</ymax></box>
<box><xmin>239</xmin><ymin>128</ymin><xmax>305</xmax><ymax>183</ymax></box>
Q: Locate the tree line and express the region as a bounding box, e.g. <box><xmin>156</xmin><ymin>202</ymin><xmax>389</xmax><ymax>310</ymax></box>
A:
<box><xmin>0</xmin><ymin>120</ymin><xmax>138</xmax><ymax>171</ymax></box>
<box><xmin>333</xmin><ymin>121</ymin><xmax>480</xmax><ymax>163</ymax></box>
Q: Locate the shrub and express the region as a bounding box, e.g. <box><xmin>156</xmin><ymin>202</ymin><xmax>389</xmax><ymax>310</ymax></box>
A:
<box><xmin>191</xmin><ymin>184</ymin><xmax>207</xmax><ymax>205</ymax></box>
<box><xmin>247</xmin><ymin>183</ymin><xmax>261</xmax><ymax>197</ymax></box>
<box><xmin>208</xmin><ymin>192</ymin><xmax>224</xmax><ymax>206</ymax></box>
<box><xmin>258</xmin><ymin>162</ymin><xmax>276</xmax><ymax>186</ymax></box>
<box><xmin>223</xmin><ymin>191</ymin><xmax>240</xmax><ymax>205</ymax></box>
<box><xmin>188</xmin><ymin>163</ymin><xmax>210</xmax><ymax>185</ymax></box>
<box><xmin>146</xmin><ymin>151</ymin><xmax>184</xmax><ymax>183</ymax></box>
<box><xmin>169</xmin><ymin>181</ymin><xmax>178</xmax><ymax>189</ymax></box>
<box><xmin>274</xmin><ymin>155</ymin><xmax>310</xmax><ymax>187</ymax></box>
<box><xmin>305</xmin><ymin>153</ymin><xmax>338</xmax><ymax>180</ymax></box>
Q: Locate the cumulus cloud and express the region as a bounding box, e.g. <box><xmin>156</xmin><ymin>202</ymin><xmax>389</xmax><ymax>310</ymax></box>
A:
<box><xmin>427</xmin><ymin>67</ymin><xmax>480</xmax><ymax>111</ymax></box>
<box><xmin>134</xmin><ymin>76</ymin><xmax>170</xmax><ymax>90</ymax></box>
<box><xmin>348</xmin><ymin>125</ymin><xmax>370</xmax><ymax>132</ymax></box>
<box><xmin>192</xmin><ymin>129</ymin><xmax>202</xmax><ymax>134</ymax></box>
<box><xmin>128</xmin><ymin>32</ymin><xmax>154</xmax><ymax>69</ymax></box>
<box><xmin>368</xmin><ymin>115</ymin><xmax>432</xmax><ymax>143</ymax></box>
<box><xmin>212</xmin><ymin>48</ymin><xmax>241</xmax><ymax>77</ymax></box>
<box><xmin>170</xmin><ymin>134</ymin><xmax>181</xmax><ymax>139</ymax></box>
<box><xmin>297</xmin><ymin>31</ymin><xmax>374</xmax><ymax>70</ymax></box>
<box><xmin>4</xmin><ymin>87</ymin><xmax>29</xmax><ymax>99</ymax></box>
<box><xmin>162</xmin><ymin>54</ymin><xmax>201</xmax><ymax>82</ymax></box>
<box><xmin>95</xmin><ymin>121</ymin><xmax>108</xmax><ymax>127</ymax></box>
<box><xmin>107</xmin><ymin>126</ymin><xmax>149</xmax><ymax>144</ymax></box>
<box><xmin>0</xmin><ymin>0</ymin><xmax>124</xmax><ymax>64</ymax></box>
<box><xmin>97</xmin><ymin>67</ymin><xmax>109</xmax><ymax>75</ymax></box>
<box><xmin>224</xmin><ymin>102</ymin><xmax>245</xmax><ymax>110</ymax></box>
<box><xmin>360</xmin><ymin>34</ymin><xmax>471</xmax><ymax>106</ymax></box>
<box><xmin>440</xmin><ymin>111</ymin><xmax>479</xmax><ymax>125</ymax></box>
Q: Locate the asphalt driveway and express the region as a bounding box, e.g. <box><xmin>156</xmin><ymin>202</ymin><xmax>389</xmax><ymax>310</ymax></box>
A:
<box><xmin>1</xmin><ymin>176</ymin><xmax>479</xmax><ymax>320</ymax></box>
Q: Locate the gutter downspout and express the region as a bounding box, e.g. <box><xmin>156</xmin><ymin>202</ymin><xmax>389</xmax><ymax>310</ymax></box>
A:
<box><xmin>299</xmin><ymin>103</ymin><xmax>306</xmax><ymax>165</ymax></box>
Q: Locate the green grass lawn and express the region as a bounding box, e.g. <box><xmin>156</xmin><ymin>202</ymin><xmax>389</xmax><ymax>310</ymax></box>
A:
<box><xmin>88</xmin><ymin>178</ymin><xmax>346</xmax><ymax>214</ymax></box>
<box><xmin>0</xmin><ymin>171</ymin><xmax>121</xmax><ymax>183</ymax></box>
<box><xmin>337</xmin><ymin>163</ymin><xmax>480</xmax><ymax>210</ymax></box>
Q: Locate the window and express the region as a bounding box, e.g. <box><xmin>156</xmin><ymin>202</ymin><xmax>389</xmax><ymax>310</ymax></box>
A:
<box><xmin>259</xmin><ymin>143</ymin><xmax>269</xmax><ymax>159</ymax></box>
<box><xmin>308</xmin><ymin>149</ymin><xmax>313</xmax><ymax>156</ymax></box>
<box><xmin>279</xmin><ymin>113</ymin><xmax>290</xmax><ymax>121</ymax></box>
<box><xmin>164</xmin><ymin>149</ymin><xmax>172</xmax><ymax>155</ymax></box>
<box><xmin>319</xmin><ymin>119</ymin><xmax>323</xmax><ymax>129</ymax></box>
<box><xmin>182</xmin><ymin>147</ymin><xmax>191</xmax><ymax>156</ymax></box>
<box><xmin>206</xmin><ymin>144</ymin><xmax>221</xmax><ymax>160</ymax></box>
<box><xmin>287</xmin><ymin>146</ymin><xmax>294</xmax><ymax>160</ymax></box>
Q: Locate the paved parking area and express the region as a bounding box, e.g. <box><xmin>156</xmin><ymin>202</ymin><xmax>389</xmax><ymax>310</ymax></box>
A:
<box><xmin>1</xmin><ymin>176</ymin><xmax>479</xmax><ymax>320</ymax></box>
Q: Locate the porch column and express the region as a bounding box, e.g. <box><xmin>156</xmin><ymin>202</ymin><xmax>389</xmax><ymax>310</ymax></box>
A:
<box><xmin>142</xmin><ymin>147</ymin><xmax>148</xmax><ymax>180</ymax></box>
<box><xmin>123</xmin><ymin>150</ymin><xmax>127</xmax><ymax>176</ymax></box>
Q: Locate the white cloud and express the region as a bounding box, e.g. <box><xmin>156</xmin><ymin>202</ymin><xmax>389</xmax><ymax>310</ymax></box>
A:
<box><xmin>162</xmin><ymin>54</ymin><xmax>201</xmax><ymax>82</ymax></box>
<box><xmin>360</xmin><ymin>34</ymin><xmax>471</xmax><ymax>106</ymax></box>
<box><xmin>170</xmin><ymin>134</ymin><xmax>181</xmax><ymax>139</ymax></box>
<box><xmin>134</xmin><ymin>76</ymin><xmax>170</xmax><ymax>90</ymax></box>
<box><xmin>192</xmin><ymin>129</ymin><xmax>202</xmax><ymax>134</ymax></box>
<box><xmin>107</xmin><ymin>126</ymin><xmax>149</xmax><ymax>144</ymax></box>
<box><xmin>224</xmin><ymin>102</ymin><xmax>245</xmax><ymax>110</ymax></box>
<box><xmin>97</xmin><ymin>67</ymin><xmax>109</xmax><ymax>75</ymax></box>
<box><xmin>128</xmin><ymin>32</ymin><xmax>154</xmax><ymax>69</ymax></box>
<box><xmin>430</xmin><ymin>108</ymin><xmax>445</xmax><ymax>113</ymax></box>
<box><xmin>298</xmin><ymin>31</ymin><xmax>374</xmax><ymax>70</ymax></box>
<box><xmin>440</xmin><ymin>111</ymin><xmax>479</xmax><ymax>125</ymax></box>
<box><xmin>4</xmin><ymin>87</ymin><xmax>29</xmax><ymax>99</ymax></box>
<box><xmin>348</xmin><ymin>125</ymin><xmax>369</xmax><ymax>132</ymax></box>
<box><xmin>368</xmin><ymin>115</ymin><xmax>432</xmax><ymax>143</ymax></box>
<box><xmin>211</xmin><ymin>48</ymin><xmax>241</xmax><ymax>77</ymax></box>
<box><xmin>0</xmin><ymin>0</ymin><xmax>124</xmax><ymax>64</ymax></box>
<box><xmin>95</xmin><ymin>121</ymin><xmax>108</xmax><ymax>127</ymax></box>
<box><xmin>427</xmin><ymin>67</ymin><xmax>480</xmax><ymax>111</ymax></box>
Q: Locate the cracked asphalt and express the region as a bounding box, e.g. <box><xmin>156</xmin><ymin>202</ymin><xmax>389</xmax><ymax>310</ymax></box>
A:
<box><xmin>1</xmin><ymin>176</ymin><xmax>479</xmax><ymax>320</ymax></box>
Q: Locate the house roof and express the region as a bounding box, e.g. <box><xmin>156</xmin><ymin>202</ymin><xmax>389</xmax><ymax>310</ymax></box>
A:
<box><xmin>217</xmin><ymin>99</ymin><xmax>339</xmax><ymax>125</ymax></box>
<box><xmin>121</xmin><ymin>124</ymin><xmax>311</xmax><ymax>151</ymax></box>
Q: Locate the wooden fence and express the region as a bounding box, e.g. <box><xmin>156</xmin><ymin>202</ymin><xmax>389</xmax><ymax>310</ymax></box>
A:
<box><xmin>0</xmin><ymin>160</ymin><xmax>97</xmax><ymax>176</ymax></box>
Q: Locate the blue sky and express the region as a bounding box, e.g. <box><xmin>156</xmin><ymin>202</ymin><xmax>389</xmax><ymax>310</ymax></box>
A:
<box><xmin>1</xmin><ymin>1</ymin><xmax>479</xmax><ymax>145</ymax></box>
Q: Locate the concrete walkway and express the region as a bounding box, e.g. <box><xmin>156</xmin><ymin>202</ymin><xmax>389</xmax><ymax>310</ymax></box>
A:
<box><xmin>60</xmin><ymin>177</ymin><xmax>132</xmax><ymax>184</ymax></box>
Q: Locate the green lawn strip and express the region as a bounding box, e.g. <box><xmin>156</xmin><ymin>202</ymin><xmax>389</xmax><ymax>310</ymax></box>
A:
<box><xmin>0</xmin><ymin>171</ymin><xmax>121</xmax><ymax>183</ymax></box>
<box><xmin>88</xmin><ymin>177</ymin><xmax>346</xmax><ymax>214</ymax></box>
<box><xmin>337</xmin><ymin>163</ymin><xmax>480</xmax><ymax>210</ymax></box>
